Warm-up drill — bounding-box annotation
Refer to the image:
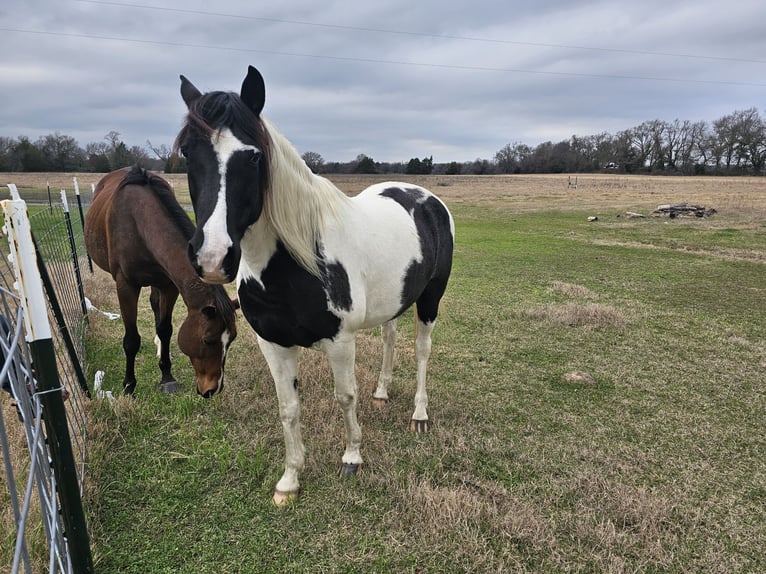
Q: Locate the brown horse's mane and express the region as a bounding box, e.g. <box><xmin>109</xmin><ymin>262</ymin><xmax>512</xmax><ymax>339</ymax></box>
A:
<box><xmin>118</xmin><ymin>165</ymin><xmax>196</xmax><ymax>240</ymax></box>
<box><xmin>118</xmin><ymin>165</ymin><xmax>237</xmax><ymax>326</ymax></box>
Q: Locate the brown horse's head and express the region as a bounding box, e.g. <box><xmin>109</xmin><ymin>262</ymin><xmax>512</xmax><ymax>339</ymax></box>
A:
<box><xmin>177</xmin><ymin>291</ymin><xmax>238</xmax><ymax>398</ymax></box>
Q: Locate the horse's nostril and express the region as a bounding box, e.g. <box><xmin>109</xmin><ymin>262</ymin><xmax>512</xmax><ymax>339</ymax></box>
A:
<box><xmin>199</xmin><ymin>388</ymin><xmax>214</xmax><ymax>399</ymax></box>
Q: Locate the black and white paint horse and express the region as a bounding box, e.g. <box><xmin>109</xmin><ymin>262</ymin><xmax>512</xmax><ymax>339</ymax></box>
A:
<box><xmin>176</xmin><ymin>65</ymin><xmax>454</xmax><ymax>504</ymax></box>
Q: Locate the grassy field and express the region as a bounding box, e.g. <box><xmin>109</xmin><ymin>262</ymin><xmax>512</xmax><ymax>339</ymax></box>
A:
<box><xmin>6</xmin><ymin>172</ymin><xmax>766</xmax><ymax>572</ymax></box>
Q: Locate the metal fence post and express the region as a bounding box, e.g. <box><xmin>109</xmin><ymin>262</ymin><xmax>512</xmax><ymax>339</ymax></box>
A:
<box><xmin>60</xmin><ymin>191</ymin><xmax>88</xmax><ymax>321</ymax></box>
<box><xmin>72</xmin><ymin>177</ymin><xmax>93</xmax><ymax>273</ymax></box>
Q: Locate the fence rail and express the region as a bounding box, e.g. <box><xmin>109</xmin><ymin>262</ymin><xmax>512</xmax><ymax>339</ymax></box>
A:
<box><xmin>1</xmin><ymin>180</ymin><xmax>94</xmax><ymax>574</ymax></box>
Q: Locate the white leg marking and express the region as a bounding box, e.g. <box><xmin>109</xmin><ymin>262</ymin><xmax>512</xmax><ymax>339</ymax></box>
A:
<box><xmin>412</xmin><ymin>319</ymin><xmax>435</xmax><ymax>422</ymax></box>
<box><xmin>154</xmin><ymin>334</ymin><xmax>162</xmax><ymax>359</ymax></box>
<box><xmin>326</xmin><ymin>334</ymin><xmax>363</xmax><ymax>467</ymax></box>
<box><xmin>257</xmin><ymin>336</ymin><xmax>304</xmax><ymax>496</ymax></box>
<box><xmin>373</xmin><ymin>319</ymin><xmax>397</xmax><ymax>401</ymax></box>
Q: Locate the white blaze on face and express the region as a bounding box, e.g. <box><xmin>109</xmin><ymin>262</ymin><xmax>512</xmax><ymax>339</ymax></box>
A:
<box><xmin>213</xmin><ymin>329</ymin><xmax>232</xmax><ymax>393</ymax></box>
<box><xmin>196</xmin><ymin>128</ymin><xmax>259</xmax><ymax>276</ymax></box>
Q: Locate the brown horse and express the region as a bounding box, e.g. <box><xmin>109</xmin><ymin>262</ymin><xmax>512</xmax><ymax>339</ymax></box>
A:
<box><xmin>85</xmin><ymin>165</ymin><xmax>238</xmax><ymax>396</ymax></box>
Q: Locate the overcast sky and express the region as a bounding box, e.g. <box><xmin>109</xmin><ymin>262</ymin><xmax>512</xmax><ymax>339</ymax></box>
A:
<box><xmin>2</xmin><ymin>0</ymin><xmax>766</xmax><ymax>163</ymax></box>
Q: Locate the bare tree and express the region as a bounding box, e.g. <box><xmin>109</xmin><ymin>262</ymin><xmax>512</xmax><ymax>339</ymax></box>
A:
<box><xmin>301</xmin><ymin>151</ymin><xmax>325</xmax><ymax>173</ymax></box>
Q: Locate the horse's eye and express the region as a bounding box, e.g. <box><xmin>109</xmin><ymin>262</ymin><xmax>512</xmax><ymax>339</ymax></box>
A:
<box><xmin>202</xmin><ymin>338</ymin><xmax>216</xmax><ymax>346</ymax></box>
<box><xmin>250</xmin><ymin>151</ymin><xmax>261</xmax><ymax>166</ymax></box>
<box><xmin>179</xmin><ymin>145</ymin><xmax>189</xmax><ymax>158</ymax></box>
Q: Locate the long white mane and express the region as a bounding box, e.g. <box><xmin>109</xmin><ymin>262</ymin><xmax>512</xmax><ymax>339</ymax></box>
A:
<box><xmin>261</xmin><ymin>118</ymin><xmax>351</xmax><ymax>276</ymax></box>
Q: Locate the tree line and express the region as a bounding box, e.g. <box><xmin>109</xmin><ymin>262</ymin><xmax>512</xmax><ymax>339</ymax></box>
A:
<box><xmin>2</xmin><ymin>107</ymin><xmax>765</xmax><ymax>176</ymax></box>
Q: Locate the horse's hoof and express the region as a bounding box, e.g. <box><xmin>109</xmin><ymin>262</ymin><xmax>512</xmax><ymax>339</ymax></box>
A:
<box><xmin>371</xmin><ymin>397</ymin><xmax>389</xmax><ymax>409</ymax></box>
<box><xmin>272</xmin><ymin>490</ymin><xmax>299</xmax><ymax>506</ymax></box>
<box><xmin>123</xmin><ymin>384</ymin><xmax>136</xmax><ymax>396</ymax></box>
<box><xmin>160</xmin><ymin>381</ymin><xmax>180</xmax><ymax>394</ymax></box>
<box><xmin>409</xmin><ymin>418</ymin><xmax>429</xmax><ymax>433</ymax></box>
<box><xmin>339</xmin><ymin>462</ymin><xmax>360</xmax><ymax>477</ymax></box>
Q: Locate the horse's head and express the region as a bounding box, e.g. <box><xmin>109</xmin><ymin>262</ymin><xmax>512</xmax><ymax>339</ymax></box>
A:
<box><xmin>176</xmin><ymin>65</ymin><xmax>271</xmax><ymax>284</ymax></box>
<box><xmin>177</xmin><ymin>292</ymin><xmax>238</xmax><ymax>398</ymax></box>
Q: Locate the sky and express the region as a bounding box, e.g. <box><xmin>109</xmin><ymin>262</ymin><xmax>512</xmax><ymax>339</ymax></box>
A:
<box><xmin>2</xmin><ymin>0</ymin><xmax>766</xmax><ymax>164</ymax></box>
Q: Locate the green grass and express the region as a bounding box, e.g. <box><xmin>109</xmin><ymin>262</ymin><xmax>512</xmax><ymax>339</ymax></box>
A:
<box><xmin>83</xmin><ymin>203</ymin><xmax>766</xmax><ymax>573</ymax></box>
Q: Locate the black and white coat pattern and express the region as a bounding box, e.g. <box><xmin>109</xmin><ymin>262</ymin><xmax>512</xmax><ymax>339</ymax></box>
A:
<box><xmin>177</xmin><ymin>66</ymin><xmax>454</xmax><ymax>504</ymax></box>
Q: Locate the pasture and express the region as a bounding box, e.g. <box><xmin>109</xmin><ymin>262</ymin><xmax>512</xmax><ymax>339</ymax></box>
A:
<box><xmin>8</xmin><ymin>173</ymin><xmax>766</xmax><ymax>572</ymax></box>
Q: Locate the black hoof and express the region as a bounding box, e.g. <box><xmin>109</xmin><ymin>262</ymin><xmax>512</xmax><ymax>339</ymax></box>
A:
<box><xmin>409</xmin><ymin>419</ymin><xmax>430</xmax><ymax>433</ymax></box>
<box><xmin>339</xmin><ymin>463</ymin><xmax>360</xmax><ymax>477</ymax></box>
<box><xmin>123</xmin><ymin>383</ymin><xmax>136</xmax><ymax>396</ymax></box>
<box><xmin>160</xmin><ymin>381</ymin><xmax>180</xmax><ymax>394</ymax></box>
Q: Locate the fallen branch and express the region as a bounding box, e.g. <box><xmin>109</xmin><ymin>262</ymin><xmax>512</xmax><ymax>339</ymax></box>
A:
<box><xmin>652</xmin><ymin>203</ymin><xmax>717</xmax><ymax>218</ymax></box>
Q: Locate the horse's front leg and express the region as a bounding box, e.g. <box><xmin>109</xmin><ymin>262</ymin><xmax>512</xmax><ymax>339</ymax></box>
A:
<box><xmin>115</xmin><ymin>275</ymin><xmax>140</xmax><ymax>395</ymax></box>
<box><xmin>150</xmin><ymin>286</ymin><xmax>180</xmax><ymax>393</ymax></box>
<box><xmin>325</xmin><ymin>334</ymin><xmax>363</xmax><ymax>476</ymax></box>
<box><xmin>257</xmin><ymin>336</ymin><xmax>303</xmax><ymax>505</ymax></box>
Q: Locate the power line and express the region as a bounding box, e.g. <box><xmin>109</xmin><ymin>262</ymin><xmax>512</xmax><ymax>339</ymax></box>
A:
<box><xmin>75</xmin><ymin>0</ymin><xmax>766</xmax><ymax>66</ymax></box>
<box><xmin>3</xmin><ymin>27</ymin><xmax>766</xmax><ymax>88</ymax></box>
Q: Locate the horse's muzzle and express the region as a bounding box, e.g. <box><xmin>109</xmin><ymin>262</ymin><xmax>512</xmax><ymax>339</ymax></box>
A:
<box><xmin>197</xmin><ymin>379</ymin><xmax>224</xmax><ymax>399</ymax></box>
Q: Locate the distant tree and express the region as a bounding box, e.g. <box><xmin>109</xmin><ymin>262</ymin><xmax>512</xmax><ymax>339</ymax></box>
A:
<box><xmin>128</xmin><ymin>145</ymin><xmax>152</xmax><ymax>167</ymax></box>
<box><xmin>0</xmin><ymin>136</ymin><xmax>17</xmax><ymax>170</ymax></box>
<box><xmin>353</xmin><ymin>154</ymin><xmax>377</xmax><ymax>174</ymax></box>
<box><xmin>147</xmin><ymin>140</ymin><xmax>171</xmax><ymax>160</ymax></box>
<box><xmin>37</xmin><ymin>132</ymin><xmax>84</xmax><ymax>171</ymax></box>
<box><xmin>165</xmin><ymin>154</ymin><xmax>187</xmax><ymax>173</ymax></box>
<box><xmin>405</xmin><ymin>156</ymin><xmax>433</xmax><ymax>175</ymax></box>
<box><xmin>494</xmin><ymin>143</ymin><xmax>517</xmax><ymax>173</ymax></box>
<box><xmin>111</xmin><ymin>142</ymin><xmax>132</xmax><ymax>169</ymax></box>
<box><xmin>85</xmin><ymin>141</ymin><xmax>111</xmax><ymax>172</ymax></box>
<box><xmin>13</xmin><ymin>136</ymin><xmax>47</xmax><ymax>171</ymax></box>
<box><xmin>445</xmin><ymin>161</ymin><xmax>461</xmax><ymax>175</ymax></box>
<box><xmin>732</xmin><ymin>107</ymin><xmax>766</xmax><ymax>173</ymax></box>
<box><xmin>301</xmin><ymin>151</ymin><xmax>325</xmax><ymax>173</ymax></box>
<box><xmin>467</xmin><ymin>158</ymin><xmax>493</xmax><ymax>175</ymax></box>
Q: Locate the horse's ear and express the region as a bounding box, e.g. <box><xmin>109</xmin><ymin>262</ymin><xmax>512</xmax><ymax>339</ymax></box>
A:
<box><xmin>180</xmin><ymin>75</ymin><xmax>202</xmax><ymax>108</ymax></box>
<box><xmin>240</xmin><ymin>65</ymin><xmax>265</xmax><ymax>116</ymax></box>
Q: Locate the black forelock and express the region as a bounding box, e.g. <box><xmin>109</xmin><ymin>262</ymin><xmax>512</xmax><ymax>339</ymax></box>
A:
<box><xmin>174</xmin><ymin>90</ymin><xmax>271</xmax><ymax>194</ymax></box>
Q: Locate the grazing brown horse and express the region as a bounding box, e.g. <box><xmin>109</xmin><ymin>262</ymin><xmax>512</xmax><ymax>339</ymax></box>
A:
<box><xmin>85</xmin><ymin>165</ymin><xmax>238</xmax><ymax>396</ymax></box>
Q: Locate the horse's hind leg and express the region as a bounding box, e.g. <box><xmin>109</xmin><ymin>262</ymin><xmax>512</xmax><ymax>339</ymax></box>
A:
<box><xmin>410</xmin><ymin>318</ymin><xmax>435</xmax><ymax>432</ymax></box>
<box><xmin>372</xmin><ymin>319</ymin><xmax>397</xmax><ymax>407</ymax></box>
<box><xmin>410</xmin><ymin>284</ymin><xmax>448</xmax><ymax>432</ymax></box>
<box><xmin>150</xmin><ymin>286</ymin><xmax>180</xmax><ymax>393</ymax></box>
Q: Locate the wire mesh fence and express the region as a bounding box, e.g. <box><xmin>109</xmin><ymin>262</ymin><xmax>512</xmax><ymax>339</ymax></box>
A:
<box><xmin>1</xmin><ymin>181</ymin><xmax>94</xmax><ymax>574</ymax></box>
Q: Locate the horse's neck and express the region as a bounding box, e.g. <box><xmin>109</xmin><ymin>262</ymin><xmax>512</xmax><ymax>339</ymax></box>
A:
<box><xmin>177</xmin><ymin>276</ymin><xmax>214</xmax><ymax>310</ymax></box>
<box><xmin>262</xmin><ymin>119</ymin><xmax>350</xmax><ymax>275</ymax></box>
<box><xmin>153</xmin><ymin>246</ymin><xmax>212</xmax><ymax>309</ymax></box>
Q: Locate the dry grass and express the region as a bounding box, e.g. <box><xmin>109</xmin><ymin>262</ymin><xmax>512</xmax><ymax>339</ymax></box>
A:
<box><xmin>526</xmin><ymin>301</ymin><xmax>627</xmax><ymax>329</ymax></box>
<box><xmin>6</xmin><ymin>172</ymin><xmax>765</xmax><ymax>572</ymax></box>
<box><xmin>0</xmin><ymin>401</ymin><xmax>47</xmax><ymax>572</ymax></box>
<box><xmin>6</xmin><ymin>171</ymin><xmax>766</xmax><ymax>215</ymax></box>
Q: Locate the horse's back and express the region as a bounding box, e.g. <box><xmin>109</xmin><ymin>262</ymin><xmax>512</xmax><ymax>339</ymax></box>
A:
<box><xmin>86</xmin><ymin>167</ymin><xmax>179</xmax><ymax>283</ymax></box>
<box><xmin>86</xmin><ymin>169</ymin><xmax>129</xmax><ymax>273</ymax></box>
<box><xmin>339</xmin><ymin>181</ymin><xmax>454</xmax><ymax>327</ymax></box>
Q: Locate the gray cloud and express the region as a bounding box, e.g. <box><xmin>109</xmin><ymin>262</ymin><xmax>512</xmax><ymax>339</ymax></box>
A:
<box><xmin>2</xmin><ymin>0</ymin><xmax>765</xmax><ymax>163</ymax></box>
